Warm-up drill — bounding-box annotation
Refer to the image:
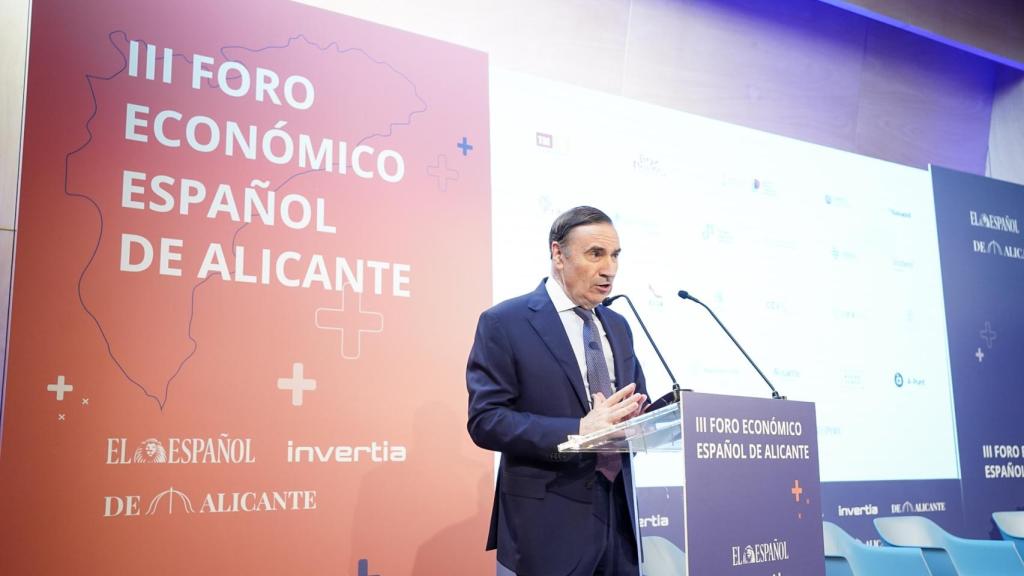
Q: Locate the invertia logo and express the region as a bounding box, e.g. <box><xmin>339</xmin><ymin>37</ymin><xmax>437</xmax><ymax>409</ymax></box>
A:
<box><xmin>106</xmin><ymin>434</ymin><xmax>256</xmax><ymax>465</ymax></box>
<box><xmin>638</xmin><ymin>514</ymin><xmax>670</xmax><ymax>528</ymax></box>
<box><xmin>838</xmin><ymin>503</ymin><xmax>879</xmax><ymax>517</ymax></box>
<box><xmin>287</xmin><ymin>440</ymin><xmax>406</xmax><ymax>463</ymax></box>
<box><xmin>104</xmin><ymin>487</ymin><xmax>317</xmax><ymax>517</ymax></box>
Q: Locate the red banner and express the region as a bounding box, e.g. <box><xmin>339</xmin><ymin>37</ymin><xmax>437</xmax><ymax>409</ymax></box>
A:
<box><xmin>1</xmin><ymin>0</ymin><xmax>492</xmax><ymax>573</ymax></box>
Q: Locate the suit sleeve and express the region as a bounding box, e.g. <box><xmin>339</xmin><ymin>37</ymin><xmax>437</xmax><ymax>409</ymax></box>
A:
<box><xmin>466</xmin><ymin>310</ymin><xmax>581</xmax><ymax>460</ymax></box>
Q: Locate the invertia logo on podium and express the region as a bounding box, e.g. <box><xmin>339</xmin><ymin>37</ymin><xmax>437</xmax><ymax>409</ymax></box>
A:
<box><xmin>638</xmin><ymin>514</ymin><xmax>670</xmax><ymax>528</ymax></box>
<box><xmin>105</xmin><ymin>435</ymin><xmax>256</xmax><ymax>465</ymax></box>
<box><xmin>103</xmin><ymin>487</ymin><xmax>318</xmax><ymax>517</ymax></box>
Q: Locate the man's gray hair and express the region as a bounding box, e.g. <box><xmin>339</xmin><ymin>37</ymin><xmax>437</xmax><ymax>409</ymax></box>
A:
<box><xmin>549</xmin><ymin>206</ymin><xmax>613</xmax><ymax>257</ymax></box>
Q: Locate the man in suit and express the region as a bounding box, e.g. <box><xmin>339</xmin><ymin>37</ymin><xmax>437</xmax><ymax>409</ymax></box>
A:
<box><xmin>467</xmin><ymin>206</ymin><xmax>649</xmax><ymax>575</ymax></box>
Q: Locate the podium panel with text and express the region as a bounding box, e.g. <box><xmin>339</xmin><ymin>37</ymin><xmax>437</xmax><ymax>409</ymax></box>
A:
<box><xmin>561</xmin><ymin>392</ymin><xmax>825</xmax><ymax>575</ymax></box>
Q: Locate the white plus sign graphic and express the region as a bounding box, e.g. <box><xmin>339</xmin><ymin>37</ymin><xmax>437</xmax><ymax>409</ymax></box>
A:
<box><xmin>980</xmin><ymin>321</ymin><xmax>998</xmax><ymax>348</ymax></box>
<box><xmin>316</xmin><ymin>290</ymin><xmax>384</xmax><ymax>360</ymax></box>
<box><xmin>975</xmin><ymin>347</ymin><xmax>985</xmax><ymax>363</ymax></box>
<box><xmin>277</xmin><ymin>363</ymin><xmax>316</xmax><ymax>406</ymax></box>
<box><xmin>47</xmin><ymin>375</ymin><xmax>74</xmax><ymax>401</ymax></box>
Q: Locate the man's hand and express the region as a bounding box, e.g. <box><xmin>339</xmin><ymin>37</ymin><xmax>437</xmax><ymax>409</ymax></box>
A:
<box><xmin>579</xmin><ymin>383</ymin><xmax>647</xmax><ymax>436</ymax></box>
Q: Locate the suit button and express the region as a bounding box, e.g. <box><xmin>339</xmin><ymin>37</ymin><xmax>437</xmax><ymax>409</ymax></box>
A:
<box><xmin>584</xmin><ymin>479</ymin><xmax>595</xmax><ymax>489</ymax></box>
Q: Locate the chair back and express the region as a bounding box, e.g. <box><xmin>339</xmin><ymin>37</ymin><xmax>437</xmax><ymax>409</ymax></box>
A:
<box><xmin>875</xmin><ymin>515</ymin><xmax>1024</xmax><ymax>575</ymax></box>
<box><xmin>825</xmin><ymin>521</ymin><xmax>934</xmax><ymax>576</ymax></box>
<box><xmin>823</xmin><ymin>521</ymin><xmax>851</xmax><ymax>556</ymax></box>
<box><xmin>994</xmin><ymin>511</ymin><xmax>1024</xmax><ymax>539</ymax></box>
<box><xmin>874</xmin><ymin>516</ymin><xmax>947</xmax><ymax>548</ymax></box>
<box><xmin>641</xmin><ymin>535</ymin><xmax>687</xmax><ymax>576</ymax></box>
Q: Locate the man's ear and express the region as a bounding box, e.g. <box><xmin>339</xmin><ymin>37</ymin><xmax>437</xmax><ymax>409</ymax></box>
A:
<box><xmin>551</xmin><ymin>241</ymin><xmax>564</xmax><ymax>268</ymax></box>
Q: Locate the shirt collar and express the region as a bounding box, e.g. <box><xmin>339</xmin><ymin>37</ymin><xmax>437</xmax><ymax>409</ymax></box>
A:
<box><xmin>545</xmin><ymin>276</ymin><xmax>580</xmax><ymax>313</ymax></box>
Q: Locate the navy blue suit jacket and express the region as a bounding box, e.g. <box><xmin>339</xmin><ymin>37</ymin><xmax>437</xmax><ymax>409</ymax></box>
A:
<box><xmin>467</xmin><ymin>280</ymin><xmax>648</xmax><ymax>575</ymax></box>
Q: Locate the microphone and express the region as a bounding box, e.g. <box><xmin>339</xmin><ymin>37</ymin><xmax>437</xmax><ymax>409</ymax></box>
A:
<box><xmin>602</xmin><ymin>294</ymin><xmax>685</xmax><ymax>408</ymax></box>
<box><xmin>677</xmin><ymin>290</ymin><xmax>785</xmax><ymax>399</ymax></box>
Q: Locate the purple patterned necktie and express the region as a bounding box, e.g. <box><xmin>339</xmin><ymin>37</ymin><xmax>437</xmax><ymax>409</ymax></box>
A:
<box><xmin>574</xmin><ymin>307</ymin><xmax>621</xmax><ymax>481</ymax></box>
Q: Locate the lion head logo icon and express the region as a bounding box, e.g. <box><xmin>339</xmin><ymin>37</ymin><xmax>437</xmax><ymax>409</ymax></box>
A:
<box><xmin>133</xmin><ymin>438</ymin><xmax>168</xmax><ymax>463</ymax></box>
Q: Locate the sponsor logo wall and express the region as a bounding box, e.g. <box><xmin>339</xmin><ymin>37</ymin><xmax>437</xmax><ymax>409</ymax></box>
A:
<box><xmin>0</xmin><ymin>0</ymin><xmax>492</xmax><ymax>573</ymax></box>
<box><xmin>822</xmin><ymin>166</ymin><xmax>1024</xmax><ymax>541</ymax></box>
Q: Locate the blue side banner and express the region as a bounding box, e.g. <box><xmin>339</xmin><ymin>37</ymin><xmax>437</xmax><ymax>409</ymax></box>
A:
<box><xmin>932</xmin><ymin>165</ymin><xmax>1024</xmax><ymax>538</ymax></box>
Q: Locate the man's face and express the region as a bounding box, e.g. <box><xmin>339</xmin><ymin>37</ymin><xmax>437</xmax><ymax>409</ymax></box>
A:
<box><xmin>552</xmin><ymin>222</ymin><xmax>620</xmax><ymax>309</ymax></box>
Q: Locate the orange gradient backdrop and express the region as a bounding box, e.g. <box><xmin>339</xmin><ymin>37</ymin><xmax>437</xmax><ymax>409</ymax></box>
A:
<box><xmin>0</xmin><ymin>0</ymin><xmax>493</xmax><ymax>573</ymax></box>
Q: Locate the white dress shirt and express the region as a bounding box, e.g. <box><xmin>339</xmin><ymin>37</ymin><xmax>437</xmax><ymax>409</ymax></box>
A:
<box><xmin>545</xmin><ymin>278</ymin><xmax>617</xmax><ymax>407</ymax></box>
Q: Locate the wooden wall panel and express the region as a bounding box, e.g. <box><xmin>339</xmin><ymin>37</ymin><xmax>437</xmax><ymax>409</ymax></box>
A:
<box><xmin>836</xmin><ymin>0</ymin><xmax>1024</xmax><ymax>66</ymax></box>
<box><xmin>854</xmin><ymin>20</ymin><xmax>996</xmax><ymax>173</ymax></box>
<box><xmin>988</xmin><ymin>68</ymin><xmax>1024</xmax><ymax>185</ymax></box>
<box><xmin>622</xmin><ymin>0</ymin><xmax>867</xmax><ymax>153</ymax></box>
<box><xmin>298</xmin><ymin>0</ymin><xmax>634</xmax><ymax>93</ymax></box>
<box><xmin>291</xmin><ymin>0</ymin><xmax>1013</xmax><ymax>179</ymax></box>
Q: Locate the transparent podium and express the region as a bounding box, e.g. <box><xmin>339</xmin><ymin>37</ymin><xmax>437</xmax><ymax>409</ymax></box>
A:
<box><xmin>559</xmin><ymin>401</ymin><xmax>683</xmax><ymax>455</ymax></box>
<box><xmin>559</xmin><ymin>392</ymin><xmax>826</xmax><ymax>576</ymax></box>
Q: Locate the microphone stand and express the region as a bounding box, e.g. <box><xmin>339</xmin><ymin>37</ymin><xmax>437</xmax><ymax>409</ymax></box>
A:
<box><xmin>603</xmin><ymin>294</ymin><xmax>686</xmax><ymax>408</ymax></box>
<box><xmin>678</xmin><ymin>291</ymin><xmax>786</xmax><ymax>400</ymax></box>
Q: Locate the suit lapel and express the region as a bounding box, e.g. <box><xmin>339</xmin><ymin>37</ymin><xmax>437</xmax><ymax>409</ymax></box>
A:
<box><xmin>526</xmin><ymin>282</ymin><xmax>590</xmax><ymax>412</ymax></box>
<box><xmin>596</xmin><ymin>306</ymin><xmax>628</xmax><ymax>389</ymax></box>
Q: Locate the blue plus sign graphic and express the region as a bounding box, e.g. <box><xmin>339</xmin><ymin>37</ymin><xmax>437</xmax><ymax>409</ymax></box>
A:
<box><xmin>457</xmin><ymin>136</ymin><xmax>473</xmax><ymax>156</ymax></box>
